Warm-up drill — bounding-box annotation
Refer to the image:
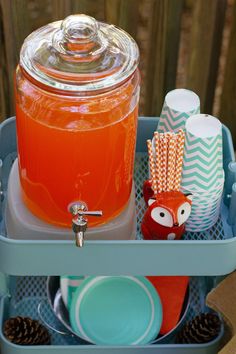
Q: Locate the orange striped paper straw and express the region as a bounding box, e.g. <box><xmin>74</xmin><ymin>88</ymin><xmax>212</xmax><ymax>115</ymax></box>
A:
<box><xmin>154</xmin><ymin>131</ymin><xmax>162</xmax><ymax>193</ymax></box>
<box><xmin>160</xmin><ymin>133</ymin><xmax>169</xmax><ymax>192</ymax></box>
<box><xmin>147</xmin><ymin>139</ymin><xmax>158</xmax><ymax>195</ymax></box>
<box><xmin>167</xmin><ymin>133</ymin><xmax>177</xmax><ymax>191</ymax></box>
<box><xmin>174</xmin><ymin>129</ymin><xmax>185</xmax><ymax>191</ymax></box>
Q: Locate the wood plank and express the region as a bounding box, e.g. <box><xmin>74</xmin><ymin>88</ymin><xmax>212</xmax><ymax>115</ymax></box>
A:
<box><xmin>0</xmin><ymin>4</ymin><xmax>8</xmax><ymax>121</ymax></box>
<box><xmin>53</xmin><ymin>0</ymin><xmax>105</xmax><ymax>21</ymax></box>
<box><xmin>186</xmin><ymin>0</ymin><xmax>226</xmax><ymax>113</ymax></box>
<box><xmin>105</xmin><ymin>0</ymin><xmax>121</xmax><ymax>24</ymax></box>
<box><xmin>117</xmin><ymin>0</ymin><xmax>139</xmax><ymax>38</ymax></box>
<box><xmin>144</xmin><ymin>0</ymin><xmax>183</xmax><ymax>116</ymax></box>
<box><xmin>220</xmin><ymin>1</ymin><xmax>236</xmax><ymax>143</ymax></box>
<box><xmin>164</xmin><ymin>0</ymin><xmax>184</xmax><ymax>93</ymax></box>
<box><xmin>106</xmin><ymin>0</ymin><xmax>139</xmax><ymax>40</ymax></box>
<box><xmin>0</xmin><ymin>0</ymin><xmax>31</xmax><ymax>118</ymax></box>
<box><xmin>27</xmin><ymin>0</ymin><xmax>53</xmax><ymax>28</ymax></box>
<box><xmin>72</xmin><ymin>0</ymin><xmax>105</xmax><ymax>21</ymax></box>
<box><xmin>52</xmin><ymin>0</ymin><xmax>72</xmax><ymax>19</ymax></box>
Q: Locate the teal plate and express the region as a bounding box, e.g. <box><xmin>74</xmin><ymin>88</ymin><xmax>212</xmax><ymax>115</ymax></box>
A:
<box><xmin>69</xmin><ymin>276</ymin><xmax>163</xmax><ymax>345</ymax></box>
<box><xmin>60</xmin><ymin>275</ymin><xmax>85</xmax><ymax>309</ymax></box>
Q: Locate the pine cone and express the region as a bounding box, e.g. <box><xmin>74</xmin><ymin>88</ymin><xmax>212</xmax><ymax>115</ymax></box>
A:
<box><xmin>3</xmin><ymin>316</ymin><xmax>50</xmax><ymax>345</ymax></box>
<box><xmin>176</xmin><ymin>313</ymin><xmax>221</xmax><ymax>344</ymax></box>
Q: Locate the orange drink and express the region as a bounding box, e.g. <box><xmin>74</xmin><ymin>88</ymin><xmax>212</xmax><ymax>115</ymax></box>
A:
<box><xmin>16</xmin><ymin>71</ymin><xmax>139</xmax><ymax>227</ymax></box>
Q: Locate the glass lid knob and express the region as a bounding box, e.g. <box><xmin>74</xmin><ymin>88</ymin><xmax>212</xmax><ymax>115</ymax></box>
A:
<box><xmin>62</xmin><ymin>14</ymin><xmax>98</xmax><ymax>42</ymax></box>
<box><xmin>52</xmin><ymin>14</ymin><xmax>108</xmax><ymax>59</ymax></box>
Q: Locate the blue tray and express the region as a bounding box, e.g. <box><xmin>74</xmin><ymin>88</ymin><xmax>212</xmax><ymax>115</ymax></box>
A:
<box><xmin>0</xmin><ymin>276</ymin><xmax>223</xmax><ymax>354</ymax></box>
<box><xmin>0</xmin><ymin>117</ymin><xmax>235</xmax><ymax>276</ymax></box>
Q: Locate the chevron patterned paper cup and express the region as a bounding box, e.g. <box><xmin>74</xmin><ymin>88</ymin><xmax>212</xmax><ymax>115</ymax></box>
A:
<box><xmin>186</xmin><ymin>202</ymin><xmax>221</xmax><ymax>231</ymax></box>
<box><xmin>190</xmin><ymin>197</ymin><xmax>222</xmax><ymax>213</ymax></box>
<box><xmin>186</xmin><ymin>211</ymin><xmax>220</xmax><ymax>229</ymax></box>
<box><xmin>182</xmin><ymin>179</ymin><xmax>223</xmax><ymax>232</ymax></box>
<box><xmin>182</xmin><ymin>178</ymin><xmax>224</xmax><ymax>201</ymax></box>
<box><xmin>181</xmin><ymin>114</ymin><xmax>223</xmax><ymax>192</ymax></box>
<box><xmin>158</xmin><ymin>89</ymin><xmax>200</xmax><ymax>133</ymax></box>
<box><xmin>190</xmin><ymin>200</ymin><xmax>222</xmax><ymax>213</ymax></box>
<box><xmin>187</xmin><ymin>214</ymin><xmax>220</xmax><ymax>227</ymax></box>
<box><xmin>186</xmin><ymin>217</ymin><xmax>220</xmax><ymax>232</ymax></box>
<box><xmin>181</xmin><ymin>177</ymin><xmax>224</xmax><ymax>195</ymax></box>
<box><xmin>180</xmin><ymin>113</ymin><xmax>224</xmax><ymax>232</ymax></box>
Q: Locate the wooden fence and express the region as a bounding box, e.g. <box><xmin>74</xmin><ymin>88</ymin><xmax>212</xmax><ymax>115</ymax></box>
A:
<box><xmin>0</xmin><ymin>0</ymin><xmax>236</xmax><ymax>141</ymax></box>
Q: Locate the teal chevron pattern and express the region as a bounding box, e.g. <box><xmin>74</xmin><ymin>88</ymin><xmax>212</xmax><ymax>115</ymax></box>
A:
<box><xmin>181</xmin><ymin>173</ymin><xmax>224</xmax><ymax>190</ymax></box>
<box><xmin>190</xmin><ymin>207</ymin><xmax>220</xmax><ymax>215</ymax></box>
<box><xmin>182</xmin><ymin>180</ymin><xmax>222</xmax><ymax>231</ymax></box>
<box><xmin>189</xmin><ymin>216</ymin><xmax>219</xmax><ymax>223</ymax></box>
<box><xmin>191</xmin><ymin>197</ymin><xmax>221</xmax><ymax>209</ymax></box>
<box><xmin>188</xmin><ymin>212</ymin><xmax>219</xmax><ymax>222</ymax></box>
<box><xmin>182</xmin><ymin>169</ymin><xmax>222</xmax><ymax>184</ymax></box>
<box><xmin>181</xmin><ymin>178</ymin><xmax>224</xmax><ymax>194</ymax></box>
<box><xmin>186</xmin><ymin>188</ymin><xmax>222</xmax><ymax>231</ymax></box>
<box><xmin>181</xmin><ymin>130</ymin><xmax>224</xmax><ymax>191</ymax></box>
<box><xmin>192</xmin><ymin>192</ymin><xmax>222</xmax><ymax>199</ymax></box>
<box><xmin>158</xmin><ymin>103</ymin><xmax>200</xmax><ymax>133</ymax></box>
<box><xmin>191</xmin><ymin>206</ymin><xmax>220</xmax><ymax>212</ymax></box>
<box><xmin>191</xmin><ymin>201</ymin><xmax>221</xmax><ymax>210</ymax></box>
<box><xmin>186</xmin><ymin>213</ymin><xmax>220</xmax><ymax>231</ymax></box>
<box><xmin>183</xmin><ymin>153</ymin><xmax>222</xmax><ymax>166</ymax></box>
<box><xmin>183</xmin><ymin>132</ymin><xmax>222</xmax><ymax>162</ymax></box>
<box><xmin>187</xmin><ymin>217</ymin><xmax>219</xmax><ymax>227</ymax></box>
<box><xmin>189</xmin><ymin>216</ymin><xmax>220</xmax><ymax>223</ymax></box>
<box><xmin>191</xmin><ymin>203</ymin><xmax>221</xmax><ymax>212</ymax></box>
<box><xmin>181</xmin><ymin>180</ymin><xmax>224</xmax><ymax>193</ymax></box>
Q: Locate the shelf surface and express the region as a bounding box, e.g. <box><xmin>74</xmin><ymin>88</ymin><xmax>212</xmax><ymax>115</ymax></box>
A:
<box><xmin>0</xmin><ymin>117</ymin><xmax>235</xmax><ymax>276</ymax></box>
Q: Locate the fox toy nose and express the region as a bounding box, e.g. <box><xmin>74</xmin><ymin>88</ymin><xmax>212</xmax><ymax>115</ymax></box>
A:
<box><xmin>174</xmin><ymin>222</ymin><xmax>179</xmax><ymax>227</ymax></box>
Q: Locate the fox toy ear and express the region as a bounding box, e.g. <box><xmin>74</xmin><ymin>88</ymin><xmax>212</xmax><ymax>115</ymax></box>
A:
<box><xmin>185</xmin><ymin>193</ymin><xmax>193</xmax><ymax>202</ymax></box>
<box><xmin>148</xmin><ymin>198</ymin><xmax>156</xmax><ymax>206</ymax></box>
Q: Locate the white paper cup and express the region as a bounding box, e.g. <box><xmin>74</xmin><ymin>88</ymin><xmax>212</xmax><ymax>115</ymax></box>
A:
<box><xmin>181</xmin><ymin>172</ymin><xmax>223</xmax><ymax>232</ymax></box>
<box><xmin>186</xmin><ymin>213</ymin><xmax>220</xmax><ymax>232</ymax></box>
<box><xmin>182</xmin><ymin>114</ymin><xmax>223</xmax><ymax>193</ymax></box>
<box><xmin>158</xmin><ymin>89</ymin><xmax>200</xmax><ymax>133</ymax></box>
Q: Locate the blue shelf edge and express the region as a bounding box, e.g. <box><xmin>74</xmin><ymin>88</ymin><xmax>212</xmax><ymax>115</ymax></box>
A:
<box><xmin>1</xmin><ymin>237</ymin><xmax>236</xmax><ymax>276</ymax></box>
<box><xmin>0</xmin><ymin>295</ymin><xmax>223</xmax><ymax>354</ymax></box>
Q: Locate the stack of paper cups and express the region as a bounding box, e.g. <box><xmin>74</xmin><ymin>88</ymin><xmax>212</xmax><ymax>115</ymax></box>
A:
<box><xmin>181</xmin><ymin>114</ymin><xmax>224</xmax><ymax>232</ymax></box>
<box><xmin>158</xmin><ymin>89</ymin><xmax>200</xmax><ymax>133</ymax></box>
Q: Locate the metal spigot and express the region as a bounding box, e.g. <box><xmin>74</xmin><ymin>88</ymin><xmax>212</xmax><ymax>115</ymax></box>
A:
<box><xmin>69</xmin><ymin>202</ymin><xmax>102</xmax><ymax>247</ymax></box>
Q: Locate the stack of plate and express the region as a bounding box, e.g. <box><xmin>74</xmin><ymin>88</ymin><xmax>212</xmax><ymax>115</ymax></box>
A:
<box><xmin>59</xmin><ymin>275</ymin><xmax>163</xmax><ymax>345</ymax></box>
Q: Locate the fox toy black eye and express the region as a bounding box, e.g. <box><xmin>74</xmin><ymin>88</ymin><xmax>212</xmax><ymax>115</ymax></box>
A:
<box><xmin>178</xmin><ymin>203</ymin><xmax>191</xmax><ymax>226</ymax></box>
<box><xmin>160</xmin><ymin>212</ymin><xmax>165</xmax><ymax>217</ymax></box>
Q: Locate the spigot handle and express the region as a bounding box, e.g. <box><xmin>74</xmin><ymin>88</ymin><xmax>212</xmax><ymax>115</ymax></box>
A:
<box><xmin>69</xmin><ymin>202</ymin><xmax>102</xmax><ymax>217</ymax></box>
<box><xmin>79</xmin><ymin>210</ymin><xmax>103</xmax><ymax>217</ymax></box>
<box><xmin>69</xmin><ymin>202</ymin><xmax>103</xmax><ymax>247</ymax></box>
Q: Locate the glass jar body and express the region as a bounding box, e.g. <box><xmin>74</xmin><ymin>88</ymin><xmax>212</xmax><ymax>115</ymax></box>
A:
<box><xmin>15</xmin><ymin>67</ymin><xmax>140</xmax><ymax>227</ymax></box>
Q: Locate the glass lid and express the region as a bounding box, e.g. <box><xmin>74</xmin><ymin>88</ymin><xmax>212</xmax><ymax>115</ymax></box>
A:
<box><xmin>20</xmin><ymin>14</ymin><xmax>139</xmax><ymax>93</ymax></box>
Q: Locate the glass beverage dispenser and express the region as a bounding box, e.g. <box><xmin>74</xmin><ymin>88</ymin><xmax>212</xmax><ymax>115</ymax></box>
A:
<box><xmin>15</xmin><ymin>14</ymin><xmax>140</xmax><ymax>235</ymax></box>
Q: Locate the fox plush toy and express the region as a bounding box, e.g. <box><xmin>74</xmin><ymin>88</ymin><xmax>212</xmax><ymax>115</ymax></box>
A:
<box><xmin>141</xmin><ymin>131</ymin><xmax>192</xmax><ymax>240</ymax></box>
<box><xmin>142</xmin><ymin>180</ymin><xmax>192</xmax><ymax>240</ymax></box>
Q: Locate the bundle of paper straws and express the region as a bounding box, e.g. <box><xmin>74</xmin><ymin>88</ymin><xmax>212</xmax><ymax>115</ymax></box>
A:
<box><xmin>147</xmin><ymin>129</ymin><xmax>185</xmax><ymax>195</ymax></box>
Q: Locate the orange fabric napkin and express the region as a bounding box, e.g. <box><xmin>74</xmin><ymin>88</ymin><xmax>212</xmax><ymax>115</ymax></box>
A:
<box><xmin>147</xmin><ymin>276</ymin><xmax>189</xmax><ymax>335</ymax></box>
